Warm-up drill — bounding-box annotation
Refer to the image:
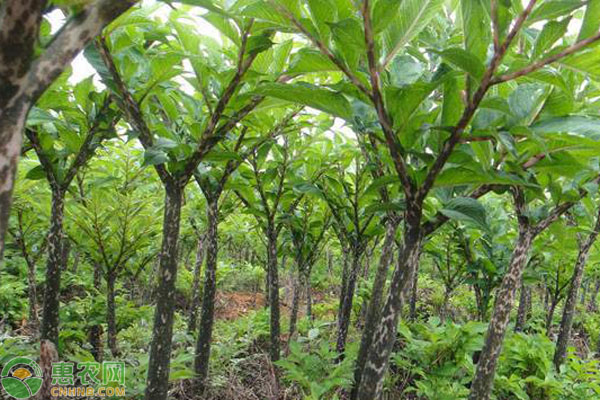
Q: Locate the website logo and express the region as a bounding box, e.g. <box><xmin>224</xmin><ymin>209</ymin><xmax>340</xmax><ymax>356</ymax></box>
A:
<box><xmin>1</xmin><ymin>357</ymin><xmax>43</xmax><ymax>399</ymax></box>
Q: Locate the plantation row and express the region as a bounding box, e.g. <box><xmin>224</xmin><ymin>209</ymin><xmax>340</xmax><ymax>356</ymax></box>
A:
<box><xmin>2</xmin><ymin>0</ymin><xmax>600</xmax><ymax>399</ymax></box>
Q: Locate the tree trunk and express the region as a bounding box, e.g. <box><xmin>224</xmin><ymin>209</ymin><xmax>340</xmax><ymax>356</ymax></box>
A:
<box><xmin>89</xmin><ymin>262</ymin><xmax>103</xmax><ymax>362</ymax></box>
<box><xmin>408</xmin><ymin>261</ymin><xmax>419</xmax><ymax>320</ymax></box>
<box><xmin>26</xmin><ymin>257</ymin><xmax>39</xmax><ymax>330</ymax></box>
<box><xmin>440</xmin><ymin>289</ymin><xmax>451</xmax><ymax>320</ymax></box>
<box><xmin>515</xmin><ymin>281</ymin><xmax>531</xmax><ymax>333</ymax></box>
<box><xmin>0</xmin><ymin>102</ymin><xmax>28</xmax><ymax>260</ymax></box>
<box><xmin>351</xmin><ymin>219</ymin><xmax>397</xmax><ymax>400</ymax></box>
<box><xmin>468</xmin><ymin>229</ymin><xmax>534</xmax><ymax>400</ymax></box>
<box><xmin>106</xmin><ymin>269</ymin><xmax>119</xmax><ymax>357</ymax></box>
<box><xmin>40</xmin><ymin>189</ymin><xmax>66</xmax><ymax>347</ymax></box>
<box><xmin>546</xmin><ymin>299</ymin><xmax>558</xmax><ymax>336</ymax></box>
<box><xmin>266</xmin><ymin>225</ymin><xmax>281</xmax><ymax>364</ymax></box>
<box><xmin>288</xmin><ymin>270</ymin><xmax>301</xmax><ymax>340</ymax></box>
<box><xmin>338</xmin><ymin>249</ymin><xmax>350</xmax><ymax>319</ymax></box>
<box><xmin>194</xmin><ymin>199</ymin><xmax>219</xmax><ymax>392</ymax></box>
<box><xmin>336</xmin><ymin>249</ymin><xmax>362</xmax><ymax>355</ymax></box>
<box><xmin>305</xmin><ymin>273</ymin><xmax>312</xmax><ymax>320</ymax></box>
<box><xmin>357</xmin><ymin>209</ymin><xmax>422</xmax><ymax>399</ymax></box>
<box><xmin>554</xmin><ymin>212</ymin><xmax>600</xmax><ymax>369</ymax></box>
<box><xmin>188</xmin><ymin>235</ymin><xmax>205</xmax><ymax>334</ymax></box>
<box><xmin>588</xmin><ymin>279</ymin><xmax>600</xmax><ymax>312</ymax></box>
<box><xmin>145</xmin><ymin>183</ymin><xmax>183</xmax><ymax>400</ymax></box>
<box><xmin>580</xmin><ymin>279</ymin><xmax>589</xmax><ymax>305</ymax></box>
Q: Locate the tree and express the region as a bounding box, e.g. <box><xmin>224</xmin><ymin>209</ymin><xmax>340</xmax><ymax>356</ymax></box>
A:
<box><xmin>193</xmin><ymin>110</ymin><xmax>300</xmax><ymax>392</ymax></box>
<box><xmin>70</xmin><ymin>144</ymin><xmax>159</xmax><ymax>356</ymax></box>
<box><xmin>554</xmin><ymin>204</ymin><xmax>600</xmax><ymax>368</ymax></box>
<box><xmin>24</xmin><ymin>80</ymin><xmax>119</xmax><ymax>347</ymax></box>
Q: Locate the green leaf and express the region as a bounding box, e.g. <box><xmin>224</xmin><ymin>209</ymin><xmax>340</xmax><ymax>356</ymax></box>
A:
<box><xmin>578</xmin><ymin>0</ymin><xmax>600</xmax><ymax>40</ymax></box>
<box><xmin>329</xmin><ymin>18</ymin><xmax>365</xmax><ymax>69</ymax></box>
<box><xmin>382</xmin><ymin>0</ymin><xmax>445</xmax><ymax>65</ymax></box>
<box><xmin>461</xmin><ymin>0</ymin><xmax>490</xmax><ymax>64</ymax></box>
<box><xmin>246</xmin><ymin>35</ymin><xmax>274</xmax><ymax>55</ymax></box>
<box><xmin>287</xmin><ymin>49</ymin><xmax>338</xmax><ymax>74</ymax></box>
<box><xmin>372</xmin><ymin>0</ymin><xmax>402</xmax><ymax>34</ymax></box>
<box><xmin>254</xmin><ymin>82</ymin><xmax>352</xmax><ymax>120</ymax></box>
<box><xmin>25</xmin><ymin>165</ymin><xmax>47</xmax><ymax>181</ymax></box>
<box><xmin>533</xmin><ymin>17</ymin><xmax>571</xmax><ymax>58</ymax></box>
<box><xmin>531</xmin><ymin>116</ymin><xmax>600</xmax><ymax>139</ymax></box>
<box><xmin>143</xmin><ymin>148</ymin><xmax>169</xmax><ymax>166</ymax></box>
<box><xmin>529</xmin><ymin>0</ymin><xmax>585</xmax><ymax>23</ymax></box>
<box><xmin>438</xmin><ymin>48</ymin><xmax>485</xmax><ymax>80</ymax></box>
<box><xmin>440</xmin><ymin>197</ymin><xmax>489</xmax><ymax>232</ymax></box>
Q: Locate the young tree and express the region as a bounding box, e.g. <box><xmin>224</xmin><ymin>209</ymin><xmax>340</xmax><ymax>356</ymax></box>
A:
<box><xmin>71</xmin><ymin>145</ymin><xmax>159</xmax><ymax>356</ymax></box>
<box><xmin>285</xmin><ymin>198</ymin><xmax>331</xmax><ymax>339</ymax></box>
<box><xmin>24</xmin><ymin>80</ymin><xmax>119</xmax><ymax>347</ymax></box>
<box><xmin>0</xmin><ymin>0</ymin><xmax>138</xmax><ymax>257</ymax></box>
<box><xmin>554</xmin><ymin>204</ymin><xmax>600</xmax><ymax>368</ymax></box>
<box><xmin>193</xmin><ymin>110</ymin><xmax>300</xmax><ymax>391</ymax></box>
<box><xmin>7</xmin><ymin>199</ymin><xmax>47</xmax><ymax>330</ymax></box>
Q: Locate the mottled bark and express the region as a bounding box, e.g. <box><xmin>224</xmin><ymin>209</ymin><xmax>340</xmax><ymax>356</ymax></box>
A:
<box><xmin>267</xmin><ymin>225</ymin><xmax>281</xmax><ymax>363</ymax></box>
<box><xmin>546</xmin><ymin>300</ymin><xmax>558</xmax><ymax>335</ymax></box>
<box><xmin>554</xmin><ymin>209</ymin><xmax>600</xmax><ymax>369</ymax></box>
<box><xmin>288</xmin><ymin>271</ymin><xmax>301</xmax><ymax>340</ymax></box>
<box><xmin>468</xmin><ymin>229</ymin><xmax>534</xmax><ymax>400</ymax></box>
<box><xmin>336</xmin><ymin>250</ymin><xmax>362</xmax><ymax>355</ymax></box>
<box><xmin>305</xmin><ymin>274</ymin><xmax>312</xmax><ymax>320</ymax></box>
<box><xmin>194</xmin><ymin>199</ymin><xmax>219</xmax><ymax>392</ymax></box>
<box><xmin>145</xmin><ymin>184</ymin><xmax>183</xmax><ymax>400</ymax></box>
<box><xmin>515</xmin><ymin>281</ymin><xmax>531</xmax><ymax>332</ymax></box>
<box><xmin>188</xmin><ymin>235</ymin><xmax>205</xmax><ymax>334</ymax></box>
<box><xmin>40</xmin><ymin>189</ymin><xmax>66</xmax><ymax>346</ymax></box>
<box><xmin>408</xmin><ymin>261</ymin><xmax>419</xmax><ymax>320</ymax></box>
<box><xmin>357</xmin><ymin>209</ymin><xmax>422</xmax><ymax>399</ymax></box>
<box><xmin>351</xmin><ymin>219</ymin><xmax>397</xmax><ymax>400</ymax></box>
<box><xmin>89</xmin><ymin>261</ymin><xmax>103</xmax><ymax>362</ymax></box>
<box><xmin>27</xmin><ymin>253</ymin><xmax>38</xmax><ymax>329</ymax></box>
<box><xmin>106</xmin><ymin>269</ymin><xmax>119</xmax><ymax>357</ymax></box>
<box><xmin>588</xmin><ymin>279</ymin><xmax>600</xmax><ymax>312</ymax></box>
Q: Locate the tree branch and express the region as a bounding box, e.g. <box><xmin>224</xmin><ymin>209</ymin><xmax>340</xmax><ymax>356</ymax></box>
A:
<box><xmin>492</xmin><ymin>30</ymin><xmax>600</xmax><ymax>85</ymax></box>
<box><xmin>26</xmin><ymin>0</ymin><xmax>138</xmax><ymax>102</ymax></box>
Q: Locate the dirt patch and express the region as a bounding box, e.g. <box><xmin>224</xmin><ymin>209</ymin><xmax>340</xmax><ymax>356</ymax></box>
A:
<box><xmin>215</xmin><ymin>291</ymin><xmax>265</xmax><ymax>320</ymax></box>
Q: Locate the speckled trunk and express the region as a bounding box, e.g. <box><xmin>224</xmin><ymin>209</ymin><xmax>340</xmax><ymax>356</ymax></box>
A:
<box><xmin>194</xmin><ymin>199</ymin><xmax>219</xmax><ymax>392</ymax></box>
<box><xmin>288</xmin><ymin>270</ymin><xmax>301</xmax><ymax>340</ymax></box>
<box><xmin>40</xmin><ymin>189</ymin><xmax>66</xmax><ymax>347</ymax></box>
<box><xmin>267</xmin><ymin>225</ymin><xmax>281</xmax><ymax>363</ymax></box>
<box><xmin>26</xmin><ymin>253</ymin><xmax>39</xmax><ymax>329</ymax></box>
<box><xmin>89</xmin><ymin>262</ymin><xmax>103</xmax><ymax>362</ymax></box>
<box><xmin>106</xmin><ymin>269</ymin><xmax>119</xmax><ymax>357</ymax></box>
<box><xmin>589</xmin><ymin>279</ymin><xmax>600</xmax><ymax>312</ymax></box>
<box><xmin>468</xmin><ymin>229</ymin><xmax>534</xmax><ymax>400</ymax></box>
<box><xmin>338</xmin><ymin>250</ymin><xmax>349</xmax><ymax>317</ymax></box>
<box><xmin>515</xmin><ymin>281</ymin><xmax>531</xmax><ymax>332</ymax></box>
<box><xmin>305</xmin><ymin>273</ymin><xmax>312</xmax><ymax>320</ymax></box>
<box><xmin>357</xmin><ymin>207</ymin><xmax>422</xmax><ymax>399</ymax></box>
<box><xmin>546</xmin><ymin>299</ymin><xmax>558</xmax><ymax>335</ymax></box>
<box><xmin>145</xmin><ymin>183</ymin><xmax>183</xmax><ymax>400</ymax></box>
<box><xmin>554</xmin><ymin>212</ymin><xmax>600</xmax><ymax>369</ymax></box>
<box><xmin>336</xmin><ymin>249</ymin><xmax>362</xmax><ymax>355</ymax></box>
<box><xmin>0</xmin><ymin>108</ymin><xmax>26</xmax><ymax>260</ymax></box>
<box><xmin>188</xmin><ymin>235</ymin><xmax>205</xmax><ymax>334</ymax></box>
<box><xmin>351</xmin><ymin>219</ymin><xmax>397</xmax><ymax>400</ymax></box>
<box><xmin>408</xmin><ymin>261</ymin><xmax>419</xmax><ymax>320</ymax></box>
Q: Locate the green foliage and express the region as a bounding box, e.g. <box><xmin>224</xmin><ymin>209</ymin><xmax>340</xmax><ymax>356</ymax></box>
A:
<box><xmin>277</xmin><ymin>340</ymin><xmax>353</xmax><ymax>400</ymax></box>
